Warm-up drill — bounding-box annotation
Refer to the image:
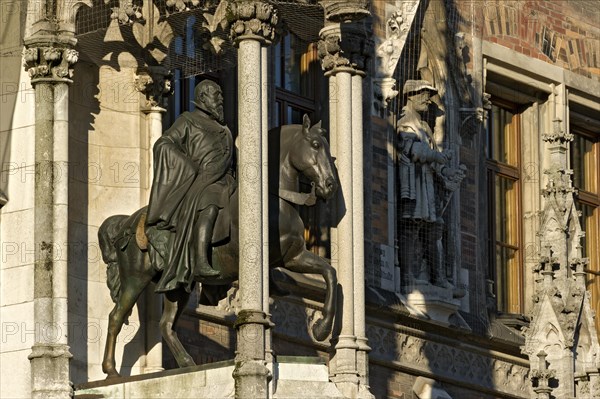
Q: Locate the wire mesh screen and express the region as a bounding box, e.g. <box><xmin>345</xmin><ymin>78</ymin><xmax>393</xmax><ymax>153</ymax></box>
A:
<box><xmin>74</xmin><ymin>0</ymin><xmax>323</xmax><ymax>77</ymax></box>
<box><xmin>392</xmin><ymin>0</ymin><xmax>479</xmax><ymax>304</ymax></box>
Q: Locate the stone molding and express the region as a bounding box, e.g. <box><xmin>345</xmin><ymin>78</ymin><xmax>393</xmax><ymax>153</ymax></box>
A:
<box><xmin>228</xmin><ymin>0</ymin><xmax>279</xmax><ymax>44</ymax></box>
<box><xmin>23</xmin><ymin>41</ymin><xmax>78</xmax><ymax>83</ymax></box>
<box><xmin>134</xmin><ymin>66</ymin><xmax>173</xmax><ymax>110</ymax></box>
<box><xmin>266</xmin><ymin>297</ymin><xmax>531</xmax><ymax>397</ymax></box>
<box><xmin>318</xmin><ymin>23</ymin><xmax>370</xmax><ymax>76</ymax></box>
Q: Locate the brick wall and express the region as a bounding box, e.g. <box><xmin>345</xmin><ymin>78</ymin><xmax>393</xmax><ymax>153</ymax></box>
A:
<box><xmin>472</xmin><ymin>0</ymin><xmax>599</xmax><ymax>79</ymax></box>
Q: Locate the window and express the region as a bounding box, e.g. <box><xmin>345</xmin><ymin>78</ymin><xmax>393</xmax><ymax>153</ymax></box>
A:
<box><xmin>571</xmin><ymin>128</ymin><xmax>600</xmax><ymax>333</ymax></box>
<box><xmin>487</xmin><ymin>102</ymin><xmax>523</xmax><ymax>314</ymax></box>
<box><xmin>274</xmin><ymin>33</ymin><xmax>321</xmax><ymax>125</ymax></box>
<box><xmin>273</xmin><ymin>33</ymin><xmax>328</xmax><ymax>256</ymax></box>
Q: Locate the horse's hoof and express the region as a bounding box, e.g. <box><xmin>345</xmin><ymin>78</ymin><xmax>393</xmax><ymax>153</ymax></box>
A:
<box><xmin>177</xmin><ymin>355</ymin><xmax>196</xmax><ymax>368</ymax></box>
<box><xmin>311</xmin><ymin>318</ymin><xmax>331</xmax><ymax>342</ymax></box>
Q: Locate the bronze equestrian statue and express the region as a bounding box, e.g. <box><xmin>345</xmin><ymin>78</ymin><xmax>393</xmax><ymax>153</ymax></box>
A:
<box><xmin>98</xmin><ymin>81</ymin><xmax>339</xmax><ymax>378</ymax></box>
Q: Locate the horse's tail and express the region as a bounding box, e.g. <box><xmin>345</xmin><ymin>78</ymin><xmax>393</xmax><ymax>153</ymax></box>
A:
<box><xmin>98</xmin><ymin>215</ymin><xmax>128</xmax><ymax>303</ymax></box>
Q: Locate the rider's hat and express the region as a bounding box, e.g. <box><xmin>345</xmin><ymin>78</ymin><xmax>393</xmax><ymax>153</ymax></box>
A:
<box><xmin>403</xmin><ymin>79</ymin><xmax>437</xmax><ymax>96</ymax></box>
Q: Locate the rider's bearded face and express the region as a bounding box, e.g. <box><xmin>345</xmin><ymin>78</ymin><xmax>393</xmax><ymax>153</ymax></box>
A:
<box><xmin>204</xmin><ymin>88</ymin><xmax>224</xmax><ymax>124</ymax></box>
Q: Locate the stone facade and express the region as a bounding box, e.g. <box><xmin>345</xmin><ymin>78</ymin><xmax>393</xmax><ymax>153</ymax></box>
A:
<box><xmin>1</xmin><ymin>1</ymin><xmax>599</xmax><ymax>398</ymax></box>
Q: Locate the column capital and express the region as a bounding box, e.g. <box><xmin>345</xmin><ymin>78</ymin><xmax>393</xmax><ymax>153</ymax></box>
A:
<box><xmin>135</xmin><ymin>66</ymin><xmax>173</xmax><ymax>111</ymax></box>
<box><xmin>318</xmin><ymin>23</ymin><xmax>370</xmax><ymax>76</ymax></box>
<box><xmin>23</xmin><ymin>36</ymin><xmax>78</xmax><ymax>84</ymax></box>
<box><xmin>228</xmin><ymin>0</ymin><xmax>279</xmax><ymax>45</ymax></box>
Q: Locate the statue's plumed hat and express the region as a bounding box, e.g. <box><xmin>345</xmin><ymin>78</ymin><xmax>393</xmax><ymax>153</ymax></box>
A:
<box><xmin>403</xmin><ymin>80</ymin><xmax>437</xmax><ymax>96</ymax></box>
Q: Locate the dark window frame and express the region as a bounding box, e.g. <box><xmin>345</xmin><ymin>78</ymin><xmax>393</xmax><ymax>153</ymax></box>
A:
<box><xmin>486</xmin><ymin>98</ymin><xmax>524</xmax><ymax>315</ymax></box>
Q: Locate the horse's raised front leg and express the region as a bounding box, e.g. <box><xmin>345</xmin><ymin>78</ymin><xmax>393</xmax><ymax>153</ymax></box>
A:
<box><xmin>102</xmin><ymin>276</ymin><xmax>150</xmax><ymax>379</ymax></box>
<box><xmin>283</xmin><ymin>250</ymin><xmax>337</xmax><ymax>341</ymax></box>
<box><xmin>160</xmin><ymin>288</ymin><xmax>195</xmax><ymax>368</ymax></box>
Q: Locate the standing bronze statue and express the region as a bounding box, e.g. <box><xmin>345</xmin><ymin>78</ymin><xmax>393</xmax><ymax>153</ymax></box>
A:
<box><xmin>397</xmin><ymin>80</ymin><xmax>464</xmax><ymax>289</ymax></box>
<box><xmin>98</xmin><ymin>81</ymin><xmax>338</xmax><ymax>378</ymax></box>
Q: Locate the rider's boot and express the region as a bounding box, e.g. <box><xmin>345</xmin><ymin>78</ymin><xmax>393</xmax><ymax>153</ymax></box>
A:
<box><xmin>194</xmin><ymin>206</ymin><xmax>220</xmax><ymax>278</ymax></box>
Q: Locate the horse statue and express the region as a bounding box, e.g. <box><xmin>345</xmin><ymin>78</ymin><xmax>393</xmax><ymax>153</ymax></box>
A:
<box><xmin>98</xmin><ymin>115</ymin><xmax>339</xmax><ymax>378</ymax></box>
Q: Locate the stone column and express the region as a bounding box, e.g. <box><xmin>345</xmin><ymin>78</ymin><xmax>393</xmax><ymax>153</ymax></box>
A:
<box><xmin>318</xmin><ymin>17</ymin><xmax>372</xmax><ymax>398</ymax></box>
<box><xmin>334</xmin><ymin>69</ymin><xmax>358</xmax><ymax>393</ymax></box>
<box><xmin>135</xmin><ymin>66</ymin><xmax>172</xmax><ymax>373</ymax></box>
<box><xmin>229</xmin><ymin>2</ymin><xmax>277</xmax><ymax>397</ymax></box>
<box><xmin>351</xmin><ymin>74</ymin><xmax>371</xmax><ymax>392</ymax></box>
<box><xmin>23</xmin><ymin>38</ymin><xmax>78</xmax><ymax>399</ymax></box>
<box><xmin>261</xmin><ymin>44</ymin><xmax>274</xmax><ymax>365</ymax></box>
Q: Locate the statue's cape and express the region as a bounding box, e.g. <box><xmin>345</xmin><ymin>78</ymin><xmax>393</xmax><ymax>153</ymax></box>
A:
<box><xmin>146</xmin><ymin>110</ymin><xmax>236</xmax><ymax>293</ymax></box>
<box><xmin>147</xmin><ymin>111</ymin><xmax>233</xmax><ymax>228</ymax></box>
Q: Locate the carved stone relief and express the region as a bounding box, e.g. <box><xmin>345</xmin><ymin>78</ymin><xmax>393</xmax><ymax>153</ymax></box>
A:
<box><xmin>372</xmin><ymin>1</ymin><xmax>420</xmax><ymax>112</ymax></box>
<box><xmin>366</xmin><ymin>323</ymin><xmax>530</xmax><ymax>397</ymax></box>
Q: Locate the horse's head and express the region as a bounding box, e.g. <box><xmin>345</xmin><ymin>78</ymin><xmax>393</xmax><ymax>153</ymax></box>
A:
<box><xmin>289</xmin><ymin>114</ymin><xmax>338</xmax><ymax>200</ymax></box>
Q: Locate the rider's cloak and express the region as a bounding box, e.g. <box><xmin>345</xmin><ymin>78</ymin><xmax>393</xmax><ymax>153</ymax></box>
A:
<box><xmin>147</xmin><ymin>109</ymin><xmax>236</xmax><ymax>293</ymax></box>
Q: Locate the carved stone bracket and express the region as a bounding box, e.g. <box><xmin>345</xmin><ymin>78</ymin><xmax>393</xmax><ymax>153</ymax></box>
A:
<box><xmin>23</xmin><ymin>39</ymin><xmax>78</xmax><ymax>83</ymax></box>
<box><xmin>319</xmin><ymin>0</ymin><xmax>370</xmax><ymax>23</ymax></box>
<box><xmin>228</xmin><ymin>0</ymin><xmax>279</xmax><ymax>44</ymax></box>
<box><xmin>135</xmin><ymin>66</ymin><xmax>173</xmax><ymax>110</ymax></box>
<box><xmin>318</xmin><ymin>23</ymin><xmax>370</xmax><ymax>76</ymax></box>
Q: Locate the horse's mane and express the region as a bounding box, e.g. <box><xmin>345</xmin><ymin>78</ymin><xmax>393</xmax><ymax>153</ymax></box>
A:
<box><xmin>266</xmin><ymin>124</ymin><xmax>305</xmax><ymax>191</ymax></box>
<box><xmin>268</xmin><ymin>124</ymin><xmax>303</xmax><ymax>162</ymax></box>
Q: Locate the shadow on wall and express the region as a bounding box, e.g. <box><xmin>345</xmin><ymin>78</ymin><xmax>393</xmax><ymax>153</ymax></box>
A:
<box><xmin>0</xmin><ymin>0</ymin><xmax>27</xmax><ymax>209</ymax></box>
<box><xmin>68</xmin><ymin>60</ymin><xmax>100</xmax><ymax>383</ymax></box>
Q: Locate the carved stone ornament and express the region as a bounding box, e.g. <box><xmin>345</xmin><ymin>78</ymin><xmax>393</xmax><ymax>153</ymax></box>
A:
<box><xmin>202</xmin><ymin>0</ymin><xmax>231</xmax><ymax>54</ymax></box>
<box><xmin>23</xmin><ymin>46</ymin><xmax>79</xmax><ymax>81</ymax></box>
<box><xmin>110</xmin><ymin>0</ymin><xmax>144</xmax><ymax>25</ymax></box>
<box><xmin>228</xmin><ymin>0</ymin><xmax>279</xmax><ymax>43</ymax></box>
<box><xmin>165</xmin><ymin>0</ymin><xmax>203</xmax><ymax>13</ymax></box>
<box><xmin>318</xmin><ymin>23</ymin><xmax>370</xmax><ymax>75</ymax></box>
<box><xmin>543</xmin><ymin>119</ymin><xmax>574</xmax><ymax>144</ymax></box>
<box><xmin>134</xmin><ymin>66</ymin><xmax>173</xmax><ymax>109</ymax></box>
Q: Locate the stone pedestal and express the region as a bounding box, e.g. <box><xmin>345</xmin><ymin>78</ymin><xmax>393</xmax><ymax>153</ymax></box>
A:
<box><xmin>406</xmin><ymin>284</ymin><xmax>469</xmax><ymax>329</ymax></box>
<box><xmin>74</xmin><ymin>357</ymin><xmax>344</xmax><ymax>399</ymax></box>
<box><xmin>273</xmin><ymin>357</ymin><xmax>345</xmax><ymax>399</ymax></box>
<box><xmin>74</xmin><ymin>361</ymin><xmax>236</xmax><ymax>399</ymax></box>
